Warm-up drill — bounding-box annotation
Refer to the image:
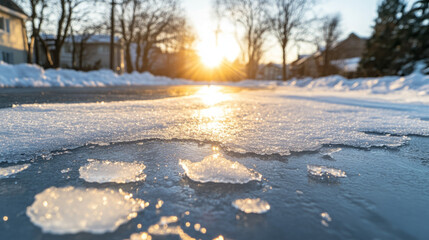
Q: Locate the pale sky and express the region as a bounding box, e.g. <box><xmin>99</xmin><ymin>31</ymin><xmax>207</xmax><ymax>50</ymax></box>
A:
<box><xmin>183</xmin><ymin>0</ymin><xmax>381</xmax><ymax>64</ymax></box>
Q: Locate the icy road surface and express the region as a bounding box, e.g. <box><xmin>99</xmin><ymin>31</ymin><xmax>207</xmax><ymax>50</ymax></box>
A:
<box><xmin>1</xmin><ymin>85</ymin><xmax>429</xmax><ymax>239</ymax></box>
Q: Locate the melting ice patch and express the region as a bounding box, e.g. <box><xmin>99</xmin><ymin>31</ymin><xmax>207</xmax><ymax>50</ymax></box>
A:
<box><xmin>232</xmin><ymin>198</ymin><xmax>271</xmax><ymax>214</ymax></box>
<box><xmin>0</xmin><ymin>164</ymin><xmax>30</xmax><ymax>178</ymax></box>
<box><xmin>307</xmin><ymin>165</ymin><xmax>347</xmax><ymax>179</ymax></box>
<box><xmin>26</xmin><ymin>186</ymin><xmax>146</xmax><ymax>234</ymax></box>
<box><xmin>79</xmin><ymin>159</ymin><xmax>146</xmax><ymax>184</ymax></box>
<box><xmin>179</xmin><ymin>154</ymin><xmax>262</xmax><ymax>184</ymax></box>
<box><xmin>130</xmin><ymin>216</ymin><xmax>195</xmax><ymax>240</ymax></box>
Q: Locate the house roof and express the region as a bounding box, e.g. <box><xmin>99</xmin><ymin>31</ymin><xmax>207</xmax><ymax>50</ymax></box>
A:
<box><xmin>0</xmin><ymin>0</ymin><xmax>26</xmax><ymax>16</ymax></box>
<box><xmin>292</xmin><ymin>32</ymin><xmax>365</xmax><ymax>67</ymax></box>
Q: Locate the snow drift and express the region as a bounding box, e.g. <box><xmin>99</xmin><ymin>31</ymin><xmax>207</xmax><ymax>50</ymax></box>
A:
<box><xmin>0</xmin><ymin>62</ymin><xmax>428</xmax><ymax>96</ymax></box>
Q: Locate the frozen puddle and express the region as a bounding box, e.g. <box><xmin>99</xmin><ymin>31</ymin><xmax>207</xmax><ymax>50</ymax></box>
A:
<box><xmin>307</xmin><ymin>165</ymin><xmax>347</xmax><ymax>179</ymax></box>
<box><xmin>130</xmin><ymin>216</ymin><xmax>195</xmax><ymax>240</ymax></box>
<box><xmin>232</xmin><ymin>198</ymin><xmax>270</xmax><ymax>214</ymax></box>
<box><xmin>179</xmin><ymin>154</ymin><xmax>262</xmax><ymax>184</ymax></box>
<box><xmin>0</xmin><ymin>164</ymin><xmax>30</xmax><ymax>179</ymax></box>
<box><xmin>79</xmin><ymin>159</ymin><xmax>146</xmax><ymax>183</ymax></box>
<box><xmin>26</xmin><ymin>186</ymin><xmax>147</xmax><ymax>234</ymax></box>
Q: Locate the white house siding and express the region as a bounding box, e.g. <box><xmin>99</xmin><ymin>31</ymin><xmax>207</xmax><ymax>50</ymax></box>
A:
<box><xmin>0</xmin><ymin>8</ymin><xmax>27</xmax><ymax>64</ymax></box>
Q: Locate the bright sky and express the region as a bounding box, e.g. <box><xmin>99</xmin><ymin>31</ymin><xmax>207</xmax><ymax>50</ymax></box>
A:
<box><xmin>183</xmin><ymin>0</ymin><xmax>381</xmax><ymax>64</ymax></box>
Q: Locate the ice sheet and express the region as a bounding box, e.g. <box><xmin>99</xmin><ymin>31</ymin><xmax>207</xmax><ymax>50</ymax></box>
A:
<box><xmin>1</xmin><ymin>85</ymin><xmax>429</xmax><ymax>163</ymax></box>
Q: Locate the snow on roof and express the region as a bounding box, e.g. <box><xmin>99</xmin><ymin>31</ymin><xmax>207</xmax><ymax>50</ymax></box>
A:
<box><xmin>331</xmin><ymin>57</ymin><xmax>361</xmax><ymax>72</ymax></box>
<box><xmin>40</xmin><ymin>34</ymin><xmax>121</xmax><ymax>44</ymax></box>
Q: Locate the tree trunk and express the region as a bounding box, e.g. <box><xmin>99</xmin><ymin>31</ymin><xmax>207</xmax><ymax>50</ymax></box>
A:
<box><xmin>282</xmin><ymin>45</ymin><xmax>287</xmax><ymax>81</ymax></box>
<box><xmin>110</xmin><ymin>0</ymin><xmax>115</xmax><ymax>71</ymax></box>
<box><xmin>53</xmin><ymin>48</ymin><xmax>61</xmax><ymax>68</ymax></box>
<box><xmin>323</xmin><ymin>49</ymin><xmax>329</xmax><ymax>76</ymax></box>
<box><xmin>141</xmin><ymin>45</ymin><xmax>150</xmax><ymax>72</ymax></box>
<box><xmin>125</xmin><ymin>42</ymin><xmax>133</xmax><ymax>73</ymax></box>
<box><xmin>135</xmin><ymin>33</ymin><xmax>142</xmax><ymax>72</ymax></box>
<box><xmin>79</xmin><ymin>41</ymin><xmax>84</xmax><ymax>69</ymax></box>
<box><xmin>28</xmin><ymin>36</ymin><xmax>35</xmax><ymax>64</ymax></box>
<box><xmin>39</xmin><ymin>37</ymin><xmax>53</xmax><ymax>67</ymax></box>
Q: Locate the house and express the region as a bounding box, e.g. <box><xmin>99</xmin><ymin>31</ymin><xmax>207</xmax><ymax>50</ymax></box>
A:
<box><xmin>291</xmin><ymin>33</ymin><xmax>366</xmax><ymax>78</ymax></box>
<box><xmin>0</xmin><ymin>0</ymin><xmax>28</xmax><ymax>64</ymax></box>
<box><xmin>39</xmin><ymin>34</ymin><xmax>124</xmax><ymax>72</ymax></box>
<box><xmin>257</xmin><ymin>63</ymin><xmax>285</xmax><ymax>80</ymax></box>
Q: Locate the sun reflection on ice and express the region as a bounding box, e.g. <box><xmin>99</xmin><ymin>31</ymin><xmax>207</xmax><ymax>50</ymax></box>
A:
<box><xmin>195</xmin><ymin>86</ymin><xmax>231</xmax><ymax>106</ymax></box>
<box><xmin>192</xmin><ymin>86</ymin><xmax>235</xmax><ymax>138</ymax></box>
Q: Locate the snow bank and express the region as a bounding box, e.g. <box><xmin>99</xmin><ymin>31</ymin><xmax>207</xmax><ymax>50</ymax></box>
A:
<box><xmin>0</xmin><ymin>62</ymin><xmax>275</xmax><ymax>88</ymax></box>
<box><xmin>285</xmin><ymin>73</ymin><xmax>429</xmax><ymax>95</ymax></box>
<box><xmin>0</xmin><ymin>63</ymin><xmax>196</xmax><ymax>87</ymax></box>
<box><xmin>1</xmin><ymin>62</ymin><xmax>428</xmax><ymax>94</ymax></box>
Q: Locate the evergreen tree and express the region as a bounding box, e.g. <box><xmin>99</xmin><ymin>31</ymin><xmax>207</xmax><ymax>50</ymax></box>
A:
<box><xmin>404</xmin><ymin>0</ymin><xmax>429</xmax><ymax>73</ymax></box>
<box><xmin>358</xmin><ymin>0</ymin><xmax>407</xmax><ymax>76</ymax></box>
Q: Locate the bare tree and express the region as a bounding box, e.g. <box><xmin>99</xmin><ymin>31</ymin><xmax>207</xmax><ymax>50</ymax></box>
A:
<box><xmin>320</xmin><ymin>14</ymin><xmax>341</xmax><ymax>76</ymax></box>
<box><xmin>19</xmin><ymin>0</ymin><xmax>51</xmax><ymax>64</ymax></box>
<box><xmin>135</xmin><ymin>0</ymin><xmax>184</xmax><ymax>73</ymax></box>
<box><xmin>118</xmin><ymin>0</ymin><xmax>140</xmax><ymax>73</ymax></box>
<box><xmin>49</xmin><ymin>0</ymin><xmax>88</xmax><ymax>68</ymax></box>
<box><xmin>269</xmin><ymin>0</ymin><xmax>313</xmax><ymax>80</ymax></box>
<box><xmin>217</xmin><ymin>0</ymin><xmax>271</xmax><ymax>79</ymax></box>
<box><xmin>70</xmin><ymin>24</ymin><xmax>102</xmax><ymax>69</ymax></box>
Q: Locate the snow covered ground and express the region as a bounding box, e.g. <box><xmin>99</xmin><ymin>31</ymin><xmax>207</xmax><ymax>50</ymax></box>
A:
<box><xmin>1</xmin><ymin>63</ymin><xmax>429</xmax><ymax>239</ymax></box>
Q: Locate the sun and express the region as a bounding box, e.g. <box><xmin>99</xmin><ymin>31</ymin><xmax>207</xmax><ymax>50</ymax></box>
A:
<box><xmin>196</xmin><ymin>33</ymin><xmax>240</xmax><ymax>68</ymax></box>
<box><xmin>199</xmin><ymin>47</ymin><xmax>224</xmax><ymax>68</ymax></box>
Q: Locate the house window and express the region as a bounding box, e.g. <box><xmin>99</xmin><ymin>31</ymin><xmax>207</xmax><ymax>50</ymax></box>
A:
<box><xmin>0</xmin><ymin>17</ymin><xmax>10</xmax><ymax>33</ymax></box>
<box><xmin>0</xmin><ymin>17</ymin><xmax>4</xmax><ymax>31</ymax></box>
<box><xmin>1</xmin><ymin>52</ymin><xmax>14</xmax><ymax>64</ymax></box>
<box><xmin>5</xmin><ymin>19</ymin><xmax>10</xmax><ymax>33</ymax></box>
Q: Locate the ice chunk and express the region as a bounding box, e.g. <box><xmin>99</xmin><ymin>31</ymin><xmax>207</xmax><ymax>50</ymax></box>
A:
<box><xmin>307</xmin><ymin>165</ymin><xmax>347</xmax><ymax>178</ymax></box>
<box><xmin>320</xmin><ymin>148</ymin><xmax>342</xmax><ymax>157</ymax></box>
<box><xmin>321</xmin><ymin>212</ymin><xmax>332</xmax><ymax>227</ymax></box>
<box><xmin>232</xmin><ymin>198</ymin><xmax>270</xmax><ymax>214</ymax></box>
<box><xmin>179</xmin><ymin>154</ymin><xmax>262</xmax><ymax>184</ymax></box>
<box><xmin>321</xmin><ymin>212</ymin><xmax>332</xmax><ymax>222</ymax></box>
<box><xmin>129</xmin><ymin>216</ymin><xmax>195</xmax><ymax>240</ymax></box>
<box><xmin>26</xmin><ymin>186</ymin><xmax>146</xmax><ymax>234</ymax></box>
<box><xmin>60</xmin><ymin>168</ymin><xmax>71</xmax><ymax>173</ymax></box>
<box><xmin>79</xmin><ymin>160</ymin><xmax>146</xmax><ymax>184</ymax></box>
<box><xmin>0</xmin><ymin>164</ymin><xmax>30</xmax><ymax>178</ymax></box>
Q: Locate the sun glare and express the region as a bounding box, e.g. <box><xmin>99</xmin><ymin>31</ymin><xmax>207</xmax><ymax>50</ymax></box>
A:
<box><xmin>196</xmin><ymin>33</ymin><xmax>240</xmax><ymax>68</ymax></box>
<box><xmin>199</xmin><ymin>47</ymin><xmax>224</xmax><ymax>68</ymax></box>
